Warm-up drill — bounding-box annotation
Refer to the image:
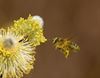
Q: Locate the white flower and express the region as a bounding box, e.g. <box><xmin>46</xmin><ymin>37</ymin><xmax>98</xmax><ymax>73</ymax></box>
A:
<box><xmin>0</xmin><ymin>28</ymin><xmax>35</xmax><ymax>78</ymax></box>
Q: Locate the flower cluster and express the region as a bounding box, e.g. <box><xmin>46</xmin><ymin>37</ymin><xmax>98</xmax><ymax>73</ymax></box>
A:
<box><xmin>0</xmin><ymin>15</ymin><xmax>47</xmax><ymax>78</ymax></box>
<box><xmin>11</xmin><ymin>15</ymin><xmax>47</xmax><ymax>46</ymax></box>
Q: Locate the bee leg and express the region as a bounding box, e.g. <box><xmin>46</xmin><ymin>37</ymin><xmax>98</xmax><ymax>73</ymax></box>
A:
<box><xmin>64</xmin><ymin>50</ymin><xmax>69</xmax><ymax>58</ymax></box>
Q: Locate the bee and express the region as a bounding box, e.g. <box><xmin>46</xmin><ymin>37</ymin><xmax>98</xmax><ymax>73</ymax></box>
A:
<box><xmin>53</xmin><ymin>37</ymin><xmax>80</xmax><ymax>58</ymax></box>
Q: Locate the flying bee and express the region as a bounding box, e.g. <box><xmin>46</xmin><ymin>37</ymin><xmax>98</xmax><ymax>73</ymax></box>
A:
<box><xmin>53</xmin><ymin>37</ymin><xmax>80</xmax><ymax>58</ymax></box>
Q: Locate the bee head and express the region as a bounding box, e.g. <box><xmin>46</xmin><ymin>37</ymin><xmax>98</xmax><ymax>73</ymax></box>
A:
<box><xmin>53</xmin><ymin>37</ymin><xmax>58</xmax><ymax>44</ymax></box>
<box><xmin>53</xmin><ymin>37</ymin><xmax>62</xmax><ymax>44</ymax></box>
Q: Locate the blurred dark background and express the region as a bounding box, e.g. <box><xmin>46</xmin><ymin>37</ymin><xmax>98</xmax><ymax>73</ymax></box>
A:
<box><xmin>0</xmin><ymin>0</ymin><xmax>100</xmax><ymax>78</ymax></box>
